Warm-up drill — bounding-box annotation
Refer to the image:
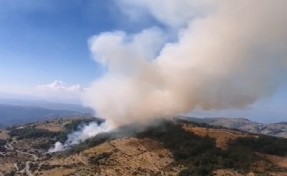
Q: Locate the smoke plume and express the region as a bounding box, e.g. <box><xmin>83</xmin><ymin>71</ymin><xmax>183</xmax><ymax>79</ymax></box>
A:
<box><xmin>82</xmin><ymin>0</ymin><xmax>287</xmax><ymax>127</ymax></box>
<box><xmin>48</xmin><ymin>121</ymin><xmax>113</xmax><ymax>153</ymax></box>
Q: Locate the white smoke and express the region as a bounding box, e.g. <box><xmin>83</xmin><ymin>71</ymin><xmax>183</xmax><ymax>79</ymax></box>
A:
<box><xmin>83</xmin><ymin>0</ymin><xmax>287</xmax><ymax>126</ymax></box>
<box><xmin>48</xmin><ymin>121</ymin><xmax>114</xmax><ymax>153</ymax></box>
<box><xmin>49</xmin><ymin>142</ymin><xmax>64</xmax><ymax>153</ymax></box>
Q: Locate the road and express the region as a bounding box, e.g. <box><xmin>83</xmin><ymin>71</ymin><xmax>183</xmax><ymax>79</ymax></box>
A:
<box><xmin>16</xmin><ymin>150</ymin><xmax>39</xmax><ymax>161</ymax></box>
<box><xmin>3</xmin><ymin>138</ymin><xmax>37</xmax><ymax>176</ymax></box>
<box><xmin>25</xmin><ymin>161</ymin><xmax>34</xmax><ymax>176</ymax></box>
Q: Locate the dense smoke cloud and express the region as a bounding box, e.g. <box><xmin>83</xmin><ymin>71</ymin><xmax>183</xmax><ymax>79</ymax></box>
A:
<box><xmin>83</xmin><ymin>0</ymin><xmax>287</xmax><ymax>126</ymax></box>
<box><xmin>49</xmin><ymin>121</ymin><xmax>112</xmax><ymax>153</ymax></box>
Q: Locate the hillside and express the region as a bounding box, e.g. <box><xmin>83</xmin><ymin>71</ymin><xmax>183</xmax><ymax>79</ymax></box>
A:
<box><xmin>184</xmin><ymin>117</ymin><xmax>287</xmax><ymax>138</ymax></box>
<box><xmin>1</xmin><ymin>118</ymin><xmax>287</xmax><ymax>176</ymax></box>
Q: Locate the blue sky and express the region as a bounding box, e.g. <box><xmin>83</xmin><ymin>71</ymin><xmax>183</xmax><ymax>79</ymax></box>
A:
<box><xmin>0</xmin><ymin>0</ymin><xmax>147</xmax><ymax>88</ymax></box>
<box><xmin>0</xmin><ymin>0</ymin><xmax>286</xmax><ymax>123</ymax></box>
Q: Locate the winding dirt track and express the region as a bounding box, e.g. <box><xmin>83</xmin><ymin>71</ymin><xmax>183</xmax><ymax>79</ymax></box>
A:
<box><xmin>3</xmin><ymin>138</ymin><xmax>40</xmax><ymax>176</ymax></box>
<box><xmin>25</xmin><ymin>161</ymin><xmax>34</xmax><ymax>176</ymax></box>
<box><xmin>16</xmin><ymin>150</ymin><xmax>39</xmax><ymax>161</ymax></box>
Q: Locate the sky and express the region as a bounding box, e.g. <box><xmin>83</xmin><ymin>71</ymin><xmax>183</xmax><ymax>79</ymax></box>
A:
<box><xmin>0</xmin><ymin>0</ymin><xmax>152</xmax><ymax>90</ymax></box>
<box><xmin>0</xmin><ymin>0</ymin><xmax>286</xmax><ymax>123</ymax></box>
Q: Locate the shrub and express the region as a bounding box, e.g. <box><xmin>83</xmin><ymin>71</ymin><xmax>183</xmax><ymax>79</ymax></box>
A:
<box><xmin>9</xmin><ymin>127</ymin><xmax>60</xmax><ymax>140</ymax></box>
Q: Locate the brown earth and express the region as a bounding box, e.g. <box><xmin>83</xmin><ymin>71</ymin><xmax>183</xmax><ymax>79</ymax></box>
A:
<box><xmin>35</xmin><ymin>119</ymin><xmax>75</xmax><ymax>132</ymax></box>
<box><xmin>1</xmin><ymin>119</ymin><xmax>287</xmax><ymax>176</ymax></box>
<box><xmin>182</xmin><ymin>124</ymin><xmax>253</xmax><ymax>149</ymax></box>
<box><xmin>40</xmin><ymin>138</ymin><xmax>179</xmax><ymax>176</ymax></box>
<box><xmin>260</xmin><ymin>153</ymin><xmax>287</xmax><ymax>168</ymax></box>
<box><xmin>0</xmin><ymin>130</ymin><xmax>9</xmax><ymax>140</ymax></box>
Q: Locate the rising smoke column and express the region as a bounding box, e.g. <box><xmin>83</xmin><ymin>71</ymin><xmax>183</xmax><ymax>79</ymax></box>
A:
<box><xmin>83</xmin><ymin>0</ymin><xmax>287</xmax><ymax>126</ymax></box>
<box><xmin>48</xmin><ymin>121</ymin><xmax>113</xmax><ymax>153</ymax></box>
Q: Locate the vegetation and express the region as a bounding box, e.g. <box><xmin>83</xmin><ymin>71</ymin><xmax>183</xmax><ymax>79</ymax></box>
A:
<box><xmin>0</xmin><ymin>139</ymin><xmax>7</xmax><ymax>152</ymax></box>
<box><xmin>137</xmin><ymin>121</ymin><xmax>276</xmax><ymax>175</ymax></box>
<box><xmin>9</xmin><ymin>126</ymin><xmax>60</xmax><ymax>140</ymax></box>
<box><xmin>6</xmin><ymin>118</ymin><xmax>287</xmax><ymax>175</ymax></box>
<box><xmin>177</xmin><ymin>119</ymin><xmax>246</xmax><ymax>133</ymax></box>
<box><xmin>40</xmin><ymin>164</ymin><xmax>61</xmax><ymax>171</ymax></box>
<box><xmin>62</xmin><ymin>132</ymin><xmax>110</xmax><ymax>155</ymax></box>
<box><xmin>32</xmin><ymin>139</ymin><xmax>56</xmax><ymax>150</ymax></box>
<box><xmin>3</xmin><ymin>170</ymin><xmax>16</xmax><ymax>176</ymax></box>
<box><xmin>88</xmin><ymin>152</ymin><xmax>112</xmax><ymax>165</ymax></box>
<box><xmin>60</xmin><ymin>119</ymin><xmax>287</xmax><ymax>175</ymax></box>
<box><xmin>56</xmin><ymin>118</ymin><xmax>102</xmax><ymax>143</ymax></box>
<box><xmin>64</xmin><ymin>119</ymin><xmax>97</xmax><ymax>132</ymax></box>
<box><xmin>231</xmin><ymin>135</ymin><xmax>287</xmax><ymax>156</ymax></box>
<box><xmin>0</xmin><ymin>139</ymin><xmax>6</xmax><ymax>146</ymax></box>
<box><xmin>7</xmin><ymin>118</ymin><xmax>104</xmax><ymax>151</ymax></box>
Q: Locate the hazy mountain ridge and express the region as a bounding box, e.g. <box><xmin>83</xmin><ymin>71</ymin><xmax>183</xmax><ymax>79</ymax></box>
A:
<box><xmin>0</xmin><ymin>104</ymin><xmax>87</xmax><ymax>127</ymax></box>
<box><xmin>185</xmin><ymin>117</ymin><xmax>287</xmax><ymax>138</ymax></box>
<box><xmin>0</xmin><ymin>99</ymin><xmax>93</xmax><ymax>113</ymax></box>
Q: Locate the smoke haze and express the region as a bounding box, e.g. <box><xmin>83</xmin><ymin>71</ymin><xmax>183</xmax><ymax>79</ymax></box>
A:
<box><xmin>49</xmin><ymin>121</ymin><xmax>113</xmax><ymax>153</ymax></box>
<box><xmin>83</xmin><ymin>0</ymin><xmax>287</xmax><ymax>126</ymax></box>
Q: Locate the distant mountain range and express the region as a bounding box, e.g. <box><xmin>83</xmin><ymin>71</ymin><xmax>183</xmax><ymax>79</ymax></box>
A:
<box><xmin>0</xmin><ymin>104</ymin><xmax>88</xmax><ymax>128</ymax></box>
<box><xmin>1</xmin><ymin>99</ymin><xmax>286</xmax><ymax>139</ymax></box>
<box><xmin>184</xmin><ymin>117</ymin><xmax>287</xmax><ymax>138</ymax></box>
<box><xmin>0</xmin><ymin>98</ymin><xmax>93</xmax><ymax>113</ymax></box>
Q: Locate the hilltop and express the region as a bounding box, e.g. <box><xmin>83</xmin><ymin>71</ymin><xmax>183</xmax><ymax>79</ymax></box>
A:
<box><xmin>0</xmin><ymin>118</ymin><xmax>287</xmax><ymax>176</ymax></box>
<box><xmin>184</xmin><ymin>117</ymin><xmax>287</xmax><ymax>138</ymax></box>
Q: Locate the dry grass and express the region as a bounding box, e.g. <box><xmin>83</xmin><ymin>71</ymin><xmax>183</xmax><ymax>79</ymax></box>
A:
<box><xmin>83</xmin><ymin>137</ymin><xmax>178</xmax><ymax>175</ymax></box>
<box><xmin>182</xmin><ymin>124</ymin><xmax>252</xmax><ymax>149</ymax></box>
<box><xmin>0</xmin><ymin>130</ymin><xmax>9</xmax><ymax>140</ymax></box>
<box><xmin>36</xmin><ymin>122</ymin><xmax>64</xmax><ymax>132</ymax></box>
<box><xmin>214</xmin><ymin>169</ymin><xmax>249</xmax><ymax>176</ymax></box>
<box><xmin>38</xmin><ymin>168</ymin><xmax>76</xmax><ymax>176</ymax></box>
<box><xmin>2</xmin><ymin>120</ymin><xmax>287</xmax><ymax>176</ymax></box>
<box><xmin>35</xmin><ymin>119</ymin><xmax>76</xmax><ymax>132</ymax></box>
<box><xmin>260</xmin><ymin>153</ymin><xmax>287</xmax><ymax>168</ymax></box>
<box><xmin>42</xmin><ymin>137</ymin><xmax>178</xmax><ymax>176</ymax></box>
<box><xmin>0</xmin><ymin>163</ymin><xmax>15</xmax><ymax>173</ymax></box>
